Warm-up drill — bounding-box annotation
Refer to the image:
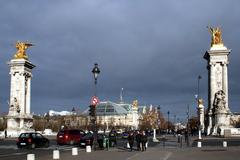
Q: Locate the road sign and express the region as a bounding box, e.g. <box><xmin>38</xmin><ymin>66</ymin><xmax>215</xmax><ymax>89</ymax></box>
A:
<box><xmin>91</xmin><ymin>96</ymin><xmax>99</xmax><ymax>106</ymax></box>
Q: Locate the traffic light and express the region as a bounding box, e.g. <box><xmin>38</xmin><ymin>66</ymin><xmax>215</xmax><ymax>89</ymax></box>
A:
<box><xmin>89</xmin><ymin>105</ymin><xmax>96</xmax><ymax>117</ymax></box>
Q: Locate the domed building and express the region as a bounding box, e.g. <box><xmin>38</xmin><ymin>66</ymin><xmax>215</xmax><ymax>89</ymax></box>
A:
<box><xmin>93</xmin><ymin>101</ymin><xmax>139</xmax><ymax>130</ymax></box>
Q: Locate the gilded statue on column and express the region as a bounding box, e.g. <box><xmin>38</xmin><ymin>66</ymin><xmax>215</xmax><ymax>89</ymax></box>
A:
<box><xmin>14</xmin><ymin>41</ymin><xmax>33</xmax><ymax>60</ymax></box>
<box><xmin>132</xmin><ymin>100</ymin><xmax>138</xmax><ymax>109</ymax></box>
<box><xmin>208</xmin><ymin>26</ymin><xmax>224</xmax><ymax>47</ymax></box>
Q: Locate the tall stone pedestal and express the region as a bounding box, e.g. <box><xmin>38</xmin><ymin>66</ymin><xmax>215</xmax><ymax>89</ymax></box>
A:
<box><xmin>204</xmin><ymin>45</ymin><xmax>232</xmax><ymax>135</ymax></box>
<box><xmin>6</xmin><ymin>59</ymin><xmax>35</xmax><ymax>137</ymax></box>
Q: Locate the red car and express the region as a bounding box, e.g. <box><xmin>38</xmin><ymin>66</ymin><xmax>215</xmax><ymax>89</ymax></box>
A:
<box><xmin>57</xmin><ymin>129</ymin><xmax>85</xmax><ymax>145</ymax></box>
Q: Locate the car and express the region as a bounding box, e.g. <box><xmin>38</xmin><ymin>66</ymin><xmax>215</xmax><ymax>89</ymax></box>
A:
<box><xmin>79</xmin><ymin>133</ymin><xmax>107</xmax><ymax>149</ymax></box>
<box><xmin>79</xmin><ymin>132</ymin><xmax>94</xmax><ymax>147</ymax></box>
<box><xmin>16</xmin><ymin>132</ymin><xmax>49</xmax><ymax>149</ymax></box>
<box><xmin>57</xmin><ymin>129</ymin><xmax>85</xmax><ymax>145</ymax></box>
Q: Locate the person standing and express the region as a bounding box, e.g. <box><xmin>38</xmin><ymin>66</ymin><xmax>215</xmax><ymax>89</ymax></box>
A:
<box><xmin>141</xmin><ymin>131</ymin><xmax>148</xmax><ymax>151</ymax></box>
<box><xmin>4</xmin><ymin>130</ymin><xmax>7</xmax><ymax>138</ymax></box>
<box><xmin>128</xmin><ymin>132</ymin><xmax>134</xmax><ymax>151</ymax></box>
<box><xmin>135</xmin><ymin>131</ymin><xmax>142</xmax><ymax>151</ymax></box>
<box><xmin>109</xmin><ymin>129</ymin><xmax>117</xmax><ymax>147</ymax></box>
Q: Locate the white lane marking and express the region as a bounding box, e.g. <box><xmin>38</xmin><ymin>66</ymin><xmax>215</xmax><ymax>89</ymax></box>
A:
<box><xmin>163</xmin><ymin>152</ymin><xmax>172</xmax><ymax>160</ymax></box>
<box><xmin>126</xmin><ymin>152</ymin><xmax>140</xmax><ymax>160</ymax></box>
<box><xmin>0</xmin><ymin>145</ymin><xmax>17</xmax><ymax>149</ymax></box>
<box><xmin>0</xmin><ymin>152</ymin><xmax>28</xmax><ymax>157</ymax></box>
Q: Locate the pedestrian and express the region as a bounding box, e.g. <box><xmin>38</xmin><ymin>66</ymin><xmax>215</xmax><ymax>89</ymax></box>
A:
<box><xmin>4</xmin><ymin>130</ymin><xmax>7</xmax><ymax>138</ymax></box>
<box><xmin>141</xmin><ymin>131</ymin><xmax>148</xmax><ymax>151</ymax></box>
<box><xmin>128</xmin><ymin>132</ymin><xmax>134</xmax><ymax>151</ymax></box>
<box><xmin>109</xmin><ymin>129</ymin><xmax>117</xmax><ymax>147</ymax></box>
<box><xmin>135</xmin><ymin>131</ymin><xmax>142</xmax><ymax>151</ymax></box>
<box><xmin>184</xmin><ymin>130</ymin><xmax>188</xmax><ymax>143</ymax></box>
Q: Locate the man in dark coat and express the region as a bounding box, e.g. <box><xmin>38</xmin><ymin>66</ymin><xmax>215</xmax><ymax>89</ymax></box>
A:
<box><xmin>128</xmin><ymin>132</ymin><xmax>134</xmax><ymax>151</ymax></box>
<box><xmin>135</xmin><ymin>131</ymin><xmax>142</xmax><ymax>151</ymax></box>
<box><xmin>141</xmin><ymin>131</ymin><xmax>148</xmax><ymax>151</ymax></box>
<box><xmin>109</xmin><ymin>129</ymin><xmax>117</xmax><ymax>147</ymax></box>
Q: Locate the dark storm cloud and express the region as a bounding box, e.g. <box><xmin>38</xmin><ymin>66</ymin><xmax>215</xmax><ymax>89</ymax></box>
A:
<box><xmin>0</xmin><ymin>0</ymin><xmax>240</xmax><ymax>119</ymax></box>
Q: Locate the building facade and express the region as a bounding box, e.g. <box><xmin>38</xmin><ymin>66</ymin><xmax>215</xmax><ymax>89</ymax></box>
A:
<box><xmin>91</xmin><ymin>101</ymin><xmax>139</xmax><ymax>130</ymax></box>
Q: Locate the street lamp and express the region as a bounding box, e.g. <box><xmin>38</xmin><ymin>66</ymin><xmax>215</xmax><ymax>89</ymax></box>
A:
<box><xmin>197</xmin><ymin>75</ymin><xmax>202</xmax><ymax>140</ymax></box>
<box><xmin>92</xmin><ymin>63</ymin><xmax>100</xmax><ymax>96</ymax></box>
<box><xmin>91</xmin><ymin>63</ymin><xmax>100</xmax><ymax>150</ymax></box>
<box><xmin>186</xmin><ymin>105</ymin><xmax>190</xmax><ymax>147</ymax></box>
<box><xmin>197</xmin><ymin>75</ymin><xmax>202</xmax><ymax>100</ymax></box>
<box><xmin>167</xmin><ymin>111</ymin><xmax>170</xmax><ymax>134</ymax></box>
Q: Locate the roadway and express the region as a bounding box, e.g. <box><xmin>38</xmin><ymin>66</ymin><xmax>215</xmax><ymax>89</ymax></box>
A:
<box><xmin>0</xmin><ymin>135</ymin><xmax>240</xmax><ymax>160</ymax></box>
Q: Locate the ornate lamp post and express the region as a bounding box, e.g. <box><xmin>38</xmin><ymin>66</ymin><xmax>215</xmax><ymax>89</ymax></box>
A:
<box><xmin>197</xmin><ymin>75</ymin><xmax>202</xmax><ymax>140</ymax></box>
<box><xmin>92</xmin><ymin>63</ymin><xmax>100</xmax><ymax>96</ymax></box>
<box><xmin>91</xmin><ymin>63</ymin><xmax>100</xmax><ymax>150</ymax></box>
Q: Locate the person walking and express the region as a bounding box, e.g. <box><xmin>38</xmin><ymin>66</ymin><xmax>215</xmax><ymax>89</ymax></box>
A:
<box><xmin>135</xmin><ymin>131</ymin><xmax>142</xmax><ymax>151</ymax></box>
<box><xmin>128</xmin><ymin>132</ymin><xmax>134</xmax><ymax>151</ymax></box>
<box><xmin>141</xmin><ymin>131</ymin><xmax>148</xmax><ymax>151</ymax></box>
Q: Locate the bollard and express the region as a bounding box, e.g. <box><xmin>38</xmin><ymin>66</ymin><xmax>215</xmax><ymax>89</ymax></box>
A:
<box><xmin>162</xmin><ymin>136</ymin><xmax>166</xmax><ymax>148</ymax></box>
<box><xmin>223</xmin><ymin>141</ymin><xmax>227</xmax><ymax>147</ymax></box>
<box><xmin>86</xmin><ymin>145</ymin><xmax>91</xmax><ymax>152</ymax></box>
<box><xmin>197</xmin><ymin>141</ymin><xmax>202</xmax><ymax>148</ymax></box>
<box><xmin>53</xmin><ymin>150</ymin><xmax>60</xmax><ymax>159</ymax></box>
<box><xmin>72</xmin><ymin>147</ymin><xmax>78</xmax><ymax>156</ymax></box>
<box><xmin>180</xmin><ymin>135</ymin><xmax>183</xmax><ymax>148</ymax></box>
<box><xmin>127</xmin><ymin>142</ymin><xmax>130</xmax><ymax>148</ymax></box>
<box><xmin>27</xmin><ymin>154</ymin><xmax>35</xmax><ymax>160</ymax></box>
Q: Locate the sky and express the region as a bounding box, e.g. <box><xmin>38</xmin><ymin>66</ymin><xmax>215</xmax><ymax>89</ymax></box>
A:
<box><xmin>0</xmin><ymin>0</ymin><xmax>240</xmax><ymax>121</ymax></box>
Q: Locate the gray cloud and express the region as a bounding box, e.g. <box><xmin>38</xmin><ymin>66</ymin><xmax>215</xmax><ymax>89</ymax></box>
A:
<box><xmin>0</xmin><ymin>0</ymin><xmax>239</xmax><ymax>120</ymax></box>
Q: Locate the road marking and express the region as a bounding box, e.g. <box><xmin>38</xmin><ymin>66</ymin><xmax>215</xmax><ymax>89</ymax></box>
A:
<box><xmin>163</xmin><ymin>152</ymin><xmax>172</xmax><ymax>160</ymax></box>
<box><xmin>0</xmin><ymin>145</ymin><xmax>17</xmax><ymax>149</ymax></box>
<box><xmin>0</xmin><ymin>152</ymin><xmax>28</xmax><ymax>157</ymax></box>
<box><xmin>126</xmin><ymin>152</ymin><xmax>140</xmax><ymax>160</ymax></box>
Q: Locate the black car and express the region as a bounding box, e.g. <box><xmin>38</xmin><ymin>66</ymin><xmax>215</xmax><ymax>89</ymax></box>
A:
<box><xmin>79</xmin><ymin>132</ymin><xmax>94</xmax><ymax>147</ymax></box>
<box><xmin>17</xmin><ymin>132</ymin><xmax>50</xmax><ymax>149</ymax></box>
<box><xmin>79</xmin><ymin>132</ymin><xmax>106</xmax><ymax>149</ymax></box>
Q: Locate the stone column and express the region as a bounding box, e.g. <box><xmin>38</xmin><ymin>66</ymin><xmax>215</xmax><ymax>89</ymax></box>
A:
<box><xmin>204</xmin><ymin>46</ymin><xmax>231</xmax><ymax>135</ymax></box>
<box><xmin>7</xmin><ymin>59</ymin><xmax>35</xmax><ymax>136</ymax></box>
<box><xmin>222</xmin><ymin>63</ymin><xmax>229</xmax><ymax>110</ymax></box>
<box><xmin>207</xmin><ymin>63</ymin><xmax>215</xmax><ymax>134</ymax></box>
<box><xmin>26</xmin><ymin>76</ymin><xmax>31</xmax><ymax>114</ymax></box>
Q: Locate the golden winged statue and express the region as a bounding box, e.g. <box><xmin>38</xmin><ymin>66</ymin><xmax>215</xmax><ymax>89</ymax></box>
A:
<box><xmin>198</xmin><ymin>98</ymin><xmax>204</xmax><ymax>106</ymax></box>
<box><xmin>14</xmin><ymin>41</ymin><xmax>33</xmax><ymax>60</ymax></box>
<box><xmin>208</xmin><ymin>26</ymin><xmax>224</xmax><ymax>47</ymax></box>
<box><xmin>132</xmin><ymin>100</ymin><xmax>138</xmax><ymax>109</ymax></box>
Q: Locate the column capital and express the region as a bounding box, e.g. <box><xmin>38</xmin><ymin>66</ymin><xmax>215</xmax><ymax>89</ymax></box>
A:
<box><xmin>209</xmin><ymin>62</ymin><xmax>216</xmax><ymax>66</ymax></box>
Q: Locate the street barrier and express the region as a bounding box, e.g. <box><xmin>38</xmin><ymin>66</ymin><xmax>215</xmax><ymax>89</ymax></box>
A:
<box><xmin>72</xmin><ymin>147</ymin><xmax>78</xmax><ymax>156</ymax></box>
<box><xmin>223</xmin><ymin>141</ymin><xmax>227</xmax><ymax>147</ymax></box>
<box><xmin>27</xmin><ymin>154</ymin><xmax>35</xmax><ymax>160</ymax></box>
<box><xmin>53</xmin><ymin>150</ymin><xmax>60</xmax><ymax>159</ymax></box>
<box><xmin>127</xmin><ymin>142</ymin><xmax>130</xmax><ymax>148</ymax></box>
<box><xmin>86</xmin><ymin>145</ymin><xmax>91</xmax><ymax>152</ymax></box>
<box><xmin>197</xmin><ymin>141</ymin><xmax>202</xmax><ymax>148</ymax></box>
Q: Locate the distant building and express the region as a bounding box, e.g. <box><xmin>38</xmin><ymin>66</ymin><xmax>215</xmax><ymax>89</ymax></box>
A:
<box><xmin>64</xmin><ymin>114</ymin><xmax>88</xmax><ymax>129</ymax></box>
<box><xmin>85</xmin><ymin>101</ymin><xmax>139</xmax><ymax>130</ymax></box>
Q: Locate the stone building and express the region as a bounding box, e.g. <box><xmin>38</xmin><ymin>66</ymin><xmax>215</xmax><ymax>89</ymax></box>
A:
<box><xmin>84</xmin><ymin>101</ymin><xmax>139</xmax><ymax>130</ymax></box>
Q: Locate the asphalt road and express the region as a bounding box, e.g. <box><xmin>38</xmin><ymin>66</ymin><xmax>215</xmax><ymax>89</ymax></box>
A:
<box><xmin>0</xmin><ymin>137</ymin><xmax>157</xmax><ymax>160</ymax></box>
<box><xmin>0</xmin><ymin>135</ymin><xmax>240</xmax><ymax>160</ymax></box>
